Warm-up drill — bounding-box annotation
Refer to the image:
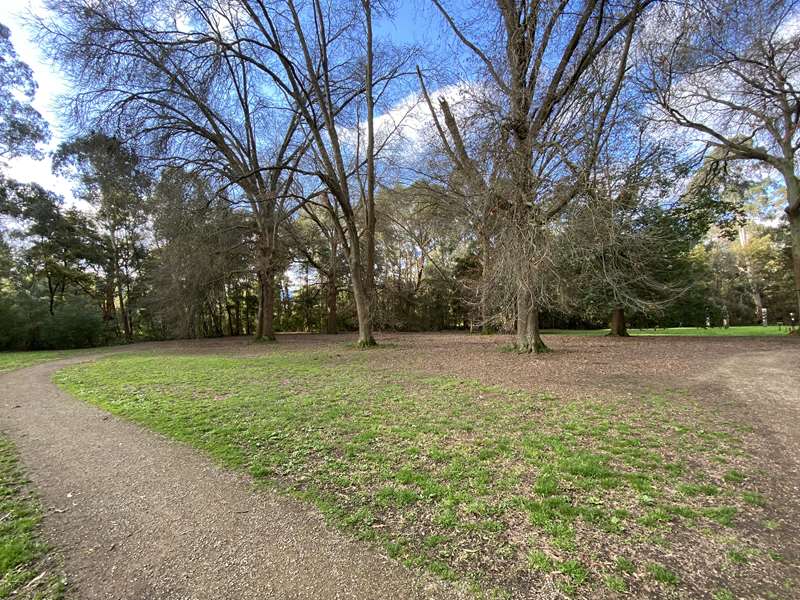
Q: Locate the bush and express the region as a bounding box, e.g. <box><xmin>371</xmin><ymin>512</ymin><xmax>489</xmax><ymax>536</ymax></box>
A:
<box><xmin>0</xmin><ymin>291</ymin><xmax>106</xmax><ymax>350</ymax></box>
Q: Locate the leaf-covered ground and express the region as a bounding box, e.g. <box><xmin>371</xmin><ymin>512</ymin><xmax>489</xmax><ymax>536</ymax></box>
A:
<box><xmin>0</xmin><ymin>436</ymin><xmax>64</xmax><ymax>599</ymax></box>
<box><xmin>54</xmin><ymin>348</ymin><xmax>795</xmax><ymax>599</ymax></box>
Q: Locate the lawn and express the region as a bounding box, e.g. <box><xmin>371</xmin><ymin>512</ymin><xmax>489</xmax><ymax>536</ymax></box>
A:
<box><xmin>0</xmin><ymin>349</ymin><xmax>90</xmax><ymax>374</ymax></box>
<box><xmin>543</xmin><ymin>325</ymin><xmax>794</xmax><ymax>337</ymax></box>
<box><xmin>54</xmin><ymin>348</ymin><xmax>790</xmax><ymax>599</ymax></box>
<box><xmin>0</xmin><ymin>436</ymin><xmax>64</xmax><ymax>599</ymax></box>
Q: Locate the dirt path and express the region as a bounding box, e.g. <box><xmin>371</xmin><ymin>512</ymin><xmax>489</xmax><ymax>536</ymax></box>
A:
<box><xmin>0</xmin><ymin>356</ymin><xmax>459</xmax><ymax>600</ymax></box>
<box><xmin>701</xmin><ymin>347</ymin><xmax>800</xmax><ymax>468</ymax></box>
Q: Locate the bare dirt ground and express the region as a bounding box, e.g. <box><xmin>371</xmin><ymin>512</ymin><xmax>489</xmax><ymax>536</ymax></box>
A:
<box><xmin>0</xmin><ymin>332</ymin><xmax>798</xmax><ymax>599</ymax></box>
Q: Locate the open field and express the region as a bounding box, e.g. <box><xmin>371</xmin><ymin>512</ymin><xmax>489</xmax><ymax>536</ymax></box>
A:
<box><xmin>0</xmin><ymin>436</ymin><xmax>64</xmax><ymax>599</ymax></box>
<box><xmin>542</xmin><ymin>325</ymin><xmax>796</xmax><ymax>337</ymax></box>
<box><xmin>23</xmin><ymin>332</ymin><xmax>794</xmax><ymax>599</ymax></box>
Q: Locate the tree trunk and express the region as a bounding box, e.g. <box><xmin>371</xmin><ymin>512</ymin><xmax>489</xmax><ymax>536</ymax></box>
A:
<box><xmin>353</xmin><ymin>278</ymin><xmax>375</xmax><ymax>347</ymax></box>
<box><xmin>781</xmin><ymin>170</ymin><xmax>800</xmax><ymax>324</ymax></box>
<box><xmin>117</xmin><ymin>278</ymin><xmax>132</xmax><ymax>342</ymax></box>
<box><xmin>752</xmin><ymin>290</ymin><xmax>763</xmax><ymax>325</ymax></box>
<box><xmin>255</xmin><ymin>270</ymin><xmax>276</xmax><ymax>341</ymax></box>
<box><xmin>790</xmin><ymin>209</ymin><xmax>800</xmax><ymax>323</ymax></box>
<box><xmin>516</xmin><ymin>289</ymin><xmax>529</xmax><ymax>349</ymax></box>
<box><xmin>234</xmin><ymin>295</ymin><xmax>241</xmax><ymax>336</ymax></box>
<box><xmin>244</xmin><ymin>287</ymin><xmax>252</xmax><ymax>336</ymax></box>
<box><xmin>325</xmin><ymin>233</ymin><xmax>338</xmax><ymax>334</ymax></box>
<box><xmin>351</xmin><ymin>256</ymin><xmax>375</xmax><ymax>347</ymax></box>
<box><xmin>528</xmin><ymin>300</ymin><xmax>547</xmax><ymax>353</ymax></box>
<box><xmin>516</xmin><ymin>290</ymin><xmax>548</xmax><ymax>353</ymax></box>
<box><xmin>325</xmin><ymin>280</ymin><xmax>338</xmax><ymax>334</ymax></box>
<box><xmin>608</xmin><ymin>307</ymin><xmax>630</xmax><ymax>337</ymax></box>
<box><xmin>480</xmin><ymin>228</ymin><xmax>490</xmax><ymax>334</ymax></box>
<box><xmin>363</xmin><ymin>0</ymin><xmax>377</xmax><ymax>321</ymax></box>
<box><xmin>788</xmin><ymin>207</ymin><xmax>800</xmax><ymax>322</ymax></box>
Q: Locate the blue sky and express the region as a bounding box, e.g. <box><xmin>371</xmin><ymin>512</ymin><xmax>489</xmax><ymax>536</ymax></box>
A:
<box><xmin>0</xmin><ymin>0</ymin><xmax>451</xmax><ymax>204</ymax></box>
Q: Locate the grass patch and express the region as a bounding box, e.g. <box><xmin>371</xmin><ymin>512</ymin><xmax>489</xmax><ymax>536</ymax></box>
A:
<box><xmin>0</xmin><ymin>349</ymin><xmax>93</xmax><ymax>374</ymax></box>
<box><xmin>543</xmin><ymin>325</ymin><xmax>793</xmax><ymax>337</ymax></box>
<box><xmin>647</xmin><ymin>562</ymin><xmax>679</xmax><ymax>585</ymax></box>
<box><xmin>0</xmin><ymin>436</ymin><xmax>64</xmax><ymax>599</ymax></box>
<box><xmin>742</xmin><ymin>491</ymin><xmax>766</xmax><ymax>507</ymax></box>
<box><xmin>604</xmin><ymin>574</ymin><xmax>627</xmax><ymax>592</ymax></box>
<box><xmin>54</xmin><ymin>350</ymin><xmax>765</xmax><ymax>596</ymax></box>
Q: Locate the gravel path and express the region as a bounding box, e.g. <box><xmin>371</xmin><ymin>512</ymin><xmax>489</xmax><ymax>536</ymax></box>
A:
<box><xmin>0</xmin><ymin>356</ymin><xmax>459</xmax><ymax>600</ymax></box>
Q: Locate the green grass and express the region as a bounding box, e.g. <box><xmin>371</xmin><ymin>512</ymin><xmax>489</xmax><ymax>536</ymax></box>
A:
<box><xmin>0</xmin><ymin>349</ymin><xmax>91</xmax><ymax>374</ymax></box>
<box><xmin>647</xmin><ymin>563</ymin><xmax>679</xmax><ymax>585</ymax></box>
<box><xmin>542</xmin><ymin>325</ymin><xmax>794</xmax><ymax>337</ymax></box>
<box><xmin>54</xmin><ymin>351</ymin><xmax>764</xmax><ymax>596</ymax></box>
<box><xmin>0</xmin><ymin>436</ymin><xmax>64</xmax><ymax>599</ymax></box>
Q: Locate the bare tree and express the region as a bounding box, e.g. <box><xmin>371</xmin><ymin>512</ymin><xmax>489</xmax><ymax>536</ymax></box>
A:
<box><xmin>430</xmin><ymin>0</ymin><xmax>651</xmax><ymax>351</ymax></box>
<box><xmin>641</xmin><ymin>0</ymin><xmax>800</xmax><ymax>321</ymax></box>
<box><xmin>39</xmin><ymin>0</ymin><xmax>306</xmax><ymax>341</ymax></box>
<box><xmin>213</xmin><ymin>0</ymin><xmax>412</xmax><ymax>347</ymax></box>
<box><xmin>416</xmin><ymin>69</ymin><xmax>504</xmax><ymax>332</ymax></box>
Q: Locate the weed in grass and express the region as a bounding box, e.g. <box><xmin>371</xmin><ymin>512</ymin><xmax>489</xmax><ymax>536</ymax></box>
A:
<box><xmin>384</xmin><ymin>541</ymin><xmax>404</xmax><ymax>558</ymax></box>
<box><xmin>527</xmin><ymin>549</ymin><xmax>554</xmax><ymax>572</ymax></box>
<box><xmin>727</xmin><ymin>549</ymin><xmax>749</xmax><ymax>564</ymax></box>
<box><xmin>742</xmin><ymin>491</ymin><xmax>766</xmax><ymax>507</ymax></box>
<box><xmin>712</xmin><ymin>590</ymin><xmax>735</xmax><ymax>600</ymax></box>
<box><xmin>768</xmin><ymin>550</ymin><xmax>783</xmax><ymax>562</ymax></box>
<box><xmin>604</xmin><ymin>574</ymin><xmax>627</xmax><ymax>593</ymax></box>
<box><xmin>648</xmin><ymin>563</ymin><xmax>679</xmax><ymax>585</ymax></box>
<box><xmin>615</xmin><ymin>557</ymin><xmax>635</xmax><ymax>573</ymax></box>
<box><xmin>703</xmin><ymin>506</ymin><xmax>737</xmax><ymax>527</ymax></box>
<box><xmin>533</xmin><ymin>471</ymin><xmax>559</xmax><ymax>496</ymax></box>
<box><xmin>678</xmin><ymin>483</ymin><xmax>720</xmax><ymax>497</ymax></box>
<box><xmin>723</xmin><ymin>469</ymin><xmax>746</xmax><ymax>483</ymax></box>
<box><xmin>560</xmin><ymin>559</ymin><xmax>589</xmax><ymax>584</ymax></box>
<box><xmin>428</xmin><ymin>559</ymin><xmax>456</xmax><ymax>580</ymax></box>
<box><xmin>639</xmin><ymin>507</ymin><xmax>672</xmax><ymax>527</ymax></box>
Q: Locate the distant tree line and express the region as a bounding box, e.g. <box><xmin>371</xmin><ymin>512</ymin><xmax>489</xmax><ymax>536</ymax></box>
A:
<box><xmin>0</xmin><ymin>0</ymin><xmax>797</xmax><ymax>351</ymax></box>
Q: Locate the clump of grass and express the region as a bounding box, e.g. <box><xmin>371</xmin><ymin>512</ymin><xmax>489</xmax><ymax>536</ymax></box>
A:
<box><xmin>742</xmin><ymin>491</ymin><xmax>766</xmax><ymax>507</ymax></box>
<box><xmin>526</xmin><ymin>549</ymin><xmax>554</xmax><ymax>572</ymax></box>
<box><xmin>647</xmin><ymin>562</ymin><xmax>679</xmax><ymax>586</ymax></box>
<box><xmin>703</xmin><ymin>506</ymin><xmax>737</xmax><ymax>527</ymax></box>
<box><xmin>723</xmin><ymin>469</ymin><xmax>746</xmax><ymax>483</ymax></box>
<box><xmin>615</xmin><ymin>556</ymin><xmax>635</xmax><ymax>573</ymax></box>
<box><xmin>768</xmin><ymin>550</ymin><xmax>783</xmax><ymax>562</ymax></box>
<box><xmin>604</xmin><ymin>574</ymin><xmax>627</xmax><ymax>592</ymax></box>
<box><xmin>727</xmin><ymin>548</ymin><xmax>749</xmax><ymax>564</ymax></box>
<box><xmin>0</xmin><ymin>436</ymin><xmax>65</xmax><ymax>599</ymax></box>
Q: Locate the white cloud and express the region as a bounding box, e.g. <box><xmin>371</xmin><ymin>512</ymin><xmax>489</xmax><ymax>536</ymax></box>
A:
<box><xmin>1</xmin><ymin>0</ymin><xmax>77</xmax><ymax>204</ymax></box>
